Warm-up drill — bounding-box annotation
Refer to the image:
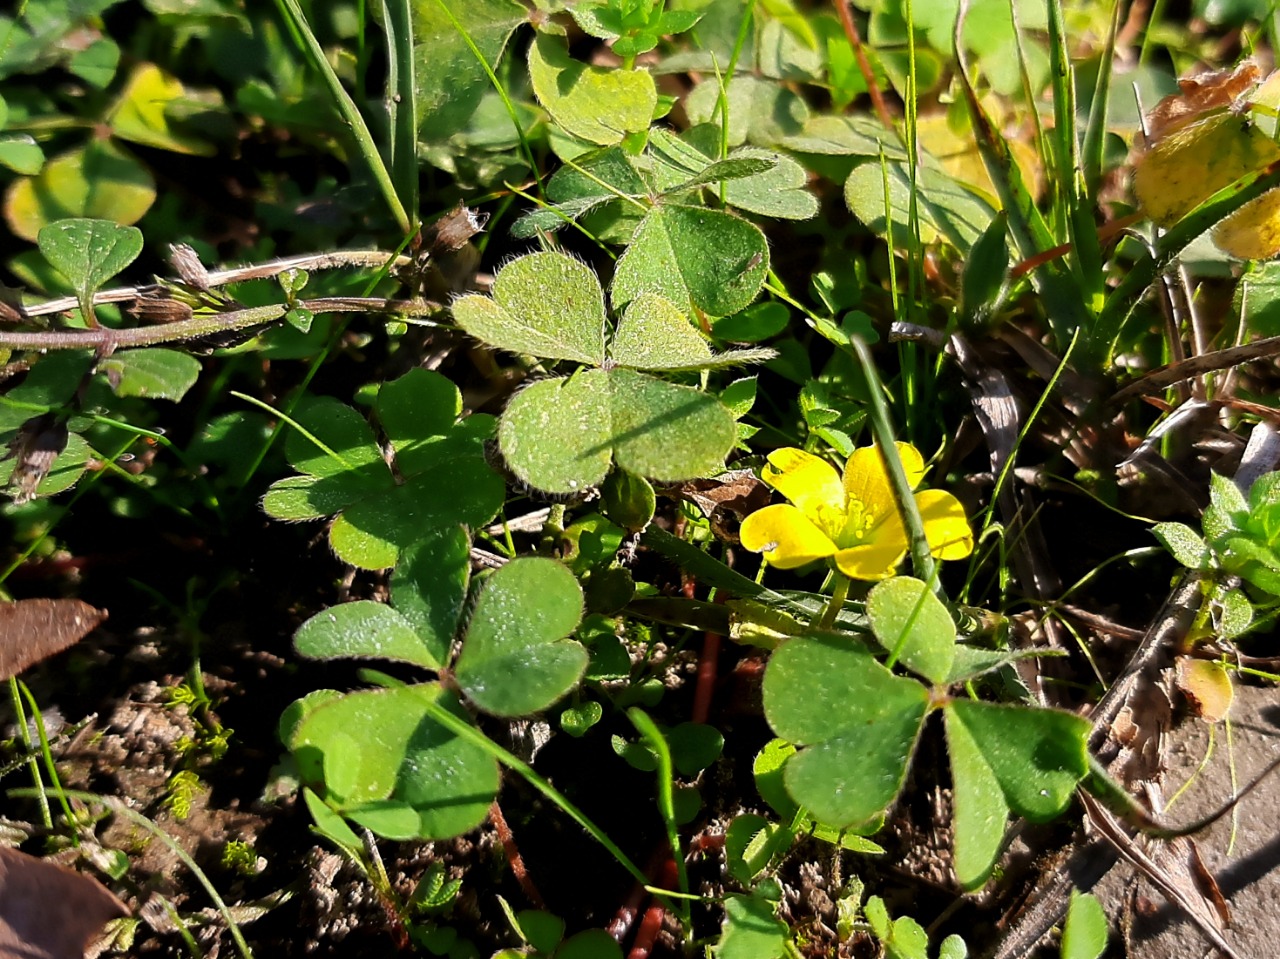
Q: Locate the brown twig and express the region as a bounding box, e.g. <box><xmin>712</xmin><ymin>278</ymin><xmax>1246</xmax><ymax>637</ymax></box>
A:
<box><xmin>0</xmin><ymin>297</ymin><xmax>443</xmax><ymax>352</ymax></box>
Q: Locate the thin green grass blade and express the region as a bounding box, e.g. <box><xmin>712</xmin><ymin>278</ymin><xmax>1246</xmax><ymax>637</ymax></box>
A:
<box><xmin>12</xmin><ymin>788</ymin><xmax>256</xmax><ymax>959</ymax></box>
<box><xmin>953</xmin><ymin>0</ymin><xmax>1093</xmax><ymax>359</ymax></box>
<box><xmin>1044</xmin><ymin>0</ymin><xmax>1103</xmax><ymax>306</ymax></box>
<box><xmin>1081</xmin><ymin>0</ymin><xmax>1122</xmax><ymax>197</ymax></box>
<box><xmin>382</xmin><ymin>0</ymin><xmax>419</xmax><ymax>229</ymax></box>
<box><xmin>434</xmin><ymin>0</ymin><xmax>542</xmax><ymax>196</ymax></box>
<box><xmin>273</xmin><ymin>0</ymin><xmax>411</xmax><ymax>236</ymax></box>
<box><xmin>628</xmin><ymin>708</ymin><xmax>691</xmax><ymax>926</ymax></box>
<box><xmin>419</xmin><ymin>698</ymin><xmax>657</xmax><ymax>896</ymax></box>
<box><xmin>851</xmin><ymin>337</ymin><xmax>940</xmax><ymax>596</ymax></box>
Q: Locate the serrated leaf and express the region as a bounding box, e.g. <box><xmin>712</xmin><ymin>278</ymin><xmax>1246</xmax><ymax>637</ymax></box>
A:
<box><xmin>946</xmin><ymin>700</ymin><xmax>1089</xmax><ymax>820</ymax></box>
<box><xmin>294</xmin><ymin>600</ymin><xmax>440</xmax><ymax>669</ymax></box>
<box><xmin>612</xmin><ymin>204</ymin><xmax>769</xmax><ymax>316</ymax></box>
<box><xmin>867</xmin><ymin>576</ymin><xmax>956</xmax><ymax>684</ymax></box>
<box><xmin>98</xmin><ymin>348</ymin><xmax>201</xmax><ymax>401</ymax></box>
<box><xmin>763</xmin><ymin>636</ymin><xmax>928</xmax><ymax>829</ymax></box>
<box><xmin>944</xmin><ymin>707</ymin><xmax>1009</xmax><ymax>889</ymax></box>
<box><xmin>453</xmin><ymin>252</ymin><xmax>607</xmax><ymax>364</ymax></box>
<box><xmin>527</xmin><ymin>32</ymin><xmax>656</xmax><ymax>145</ymax></box>
<box><xmin>455</xmin><ymin>558</ymin><xmax>587</xmax><ymax>716</ymax></box>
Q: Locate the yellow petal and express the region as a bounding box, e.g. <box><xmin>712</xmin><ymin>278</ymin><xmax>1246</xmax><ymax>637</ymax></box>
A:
<box><xmin>740</xmin><ymin>503</ymin><xmax>838</xmax><ymax>568</ymax></box>
<box><xmin>843</xmin><ymin>442</ymin><xmax>925</xmax><ymax>521</ymax></box>
<box><xmin>833</xmin><ymin>541</ymin><xmax>907</xmax><ymax>581</ymax></box>
<box><xmin>761</xmin><ymin>448</ymin><xmax>844</xmax><ymax>518</ymax></box>
<box><xmin>916</xmin><ymin>489</ymin><xmax>974</xmax><ymax>560</ymax></box>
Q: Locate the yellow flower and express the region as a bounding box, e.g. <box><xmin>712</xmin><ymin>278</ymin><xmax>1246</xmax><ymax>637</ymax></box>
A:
<box><xmin>739</xmin><ymin>444</ymin><xmax>973</xmax><ymax>581</ymax></box>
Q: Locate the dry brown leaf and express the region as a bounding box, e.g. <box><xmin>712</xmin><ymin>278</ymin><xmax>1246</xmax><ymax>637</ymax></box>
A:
<box><xmin>1142</xmin><ymin>59</ymin><xmax>1264</xmax><ymax>146</ymax></box>
<box><xmin>0</xmin><ymin>599</ymin><xmax>107</xmax><ymax>681</ymax></box>
<box><xmin>0</xmin><ymin>846</ymin><xmax>128</xmax><ymax>959</ymax></box>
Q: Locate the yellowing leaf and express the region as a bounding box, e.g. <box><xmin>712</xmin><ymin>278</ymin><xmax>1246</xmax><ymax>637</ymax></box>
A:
<box><xmin>1132</xmin><ymin>113</ymin><xmax>1280</xmax><ymax>227</ymax></box>
<box><xmin>107</xmin><ymin>63</ymin><xmax>214</xmax><ymax>156</ymax></box>
<box><xmin>1175</xmin><ymin>658</ymin><xmax>1234</xmax><ymax>723</ymax></box>
<box><xmin>1213</xmin><ymin>186</ymin><xmax>1280</xmax><ymax>259</ymax></box>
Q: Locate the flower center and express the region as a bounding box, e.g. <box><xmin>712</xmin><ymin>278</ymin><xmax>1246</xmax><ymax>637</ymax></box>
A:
<box><xmin>821</xmin><ymin>498</ymin><xmax>882</xmax><ymax>549</ymax></box>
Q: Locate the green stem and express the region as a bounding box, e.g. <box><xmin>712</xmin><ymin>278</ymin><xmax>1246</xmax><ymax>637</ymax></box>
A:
<box><xmin>850</xmin><ymin>337</ymin><xmax>940</xmax><ymax>595</ymax></box>
<box><xmin>817</xmin><ymin>574</ymin><xmax>851</xmax><ymax>631</ymax></box>
<box><xmin>421</xmin><ymin>700</ymin><xmax>659</xmax><ymax>897</ymax></box>
<box><xmin>627</xmin><ymin>709</ymin><xmax>691</xmax><ymax>930</ymax></box>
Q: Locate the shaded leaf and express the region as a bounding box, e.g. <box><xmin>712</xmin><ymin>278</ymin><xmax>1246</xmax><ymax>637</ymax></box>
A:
<box><xmin>412</xmin><ymin>0</ymin><xmax>528</xmax><ymax>143</ymax></box>
<box><xmin>715</xmin><ymin>894</ymin><xmax>789</xmax><ymax>959</ymax></box>
<box><xmin>292</xmin><ymin>684</ymin><xmax>498</xmax><ymax>839</ymax></box>
<box><xmin>98</xmin><ymin>348</ymin><xmax>201</xmax><ymax>401</ymax></box>
<box><xmin>5</xmin><ymin>141</ymin><xmax>155</xmax><ymax>242</ymax></box>
<box><xmin>845</xmin><ymin>160</ymin><xmax>996</xmax><ymax>252</ymax></box>
<box><xmin>944</xmin><ymin>707</ymin><xmax>1008</xmax><ymax>889</ymax></box>
<box><xmin>946</xmin><ymin>700</ymin><xmax>1089</xmax><ymax>820</ymax></box>
<box><xmin>763</xmin><ymin>636</ymin><xmax>928</xmax><ymax>829</ymax></box>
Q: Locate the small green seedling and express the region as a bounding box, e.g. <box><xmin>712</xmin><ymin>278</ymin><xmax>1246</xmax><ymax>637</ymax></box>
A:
<box><xmin>1061</xmin><ymin>890</ymin><xmax>1108</xmax><ymax>959</ymax></box>
<box><xmin>493</xmin><ymin>900</ymin><xmax>623</xmax><ymax>959</ymax></box>
<box><xmin>863</xmin><ymin>895</ymin><xmax>968</xmax><ymax>959</ymax></box>
<box><xmin>1155</xmin><ymin>471</ymin><xmax>1280</xmax><ymax>640</ymax></box>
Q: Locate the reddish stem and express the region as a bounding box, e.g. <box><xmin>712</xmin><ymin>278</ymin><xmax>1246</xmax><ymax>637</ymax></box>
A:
<box><xmin>834</xmin><ymin>0</ymin><xmax>895</xmax><ymax>131</ymax></box>
<box><xmin>489</xmin><ymin>801</ymin><xmax>545</xmax><ymax>910</ymax></box>
<box><xmin>626</xmin><ymin>857</ymin><xmax>680</xmax><ymax>959</ymax></box>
